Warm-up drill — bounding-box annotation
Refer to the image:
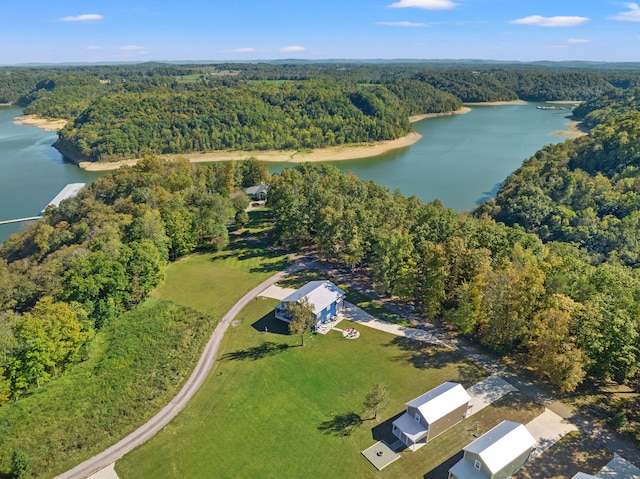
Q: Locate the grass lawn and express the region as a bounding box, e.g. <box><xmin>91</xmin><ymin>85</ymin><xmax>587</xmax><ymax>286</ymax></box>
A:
<box><xmin>0</xmin><ymin>237</ymin><xmax>287</xmax><ymax>478</ymax></box>
<box><xmin>116</xmin><ymin>297</ymin><xmax>539</xmax><ymax>479</ymax></box>
<box><xmin>151</xmin><ymin>239</ymin><xmax>288</xmax><ymax>316</ymax></box>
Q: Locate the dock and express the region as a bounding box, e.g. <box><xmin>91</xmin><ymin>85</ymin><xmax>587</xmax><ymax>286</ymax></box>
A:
<box><xmin>0</xmin><ymin>183</ymin><xmax>86</xmax><ymax>226</ymax></box>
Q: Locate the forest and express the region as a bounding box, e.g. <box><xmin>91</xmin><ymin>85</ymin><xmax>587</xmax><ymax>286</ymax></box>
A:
<box><xmin>2</xmin><ymin>62</ymin><xmax>640</xmax><ymax>475</ymax></box>
<box><xmin>3</xmin><ymin>62</ymin><xmax>640</xmax><ymax>163</ymax></box>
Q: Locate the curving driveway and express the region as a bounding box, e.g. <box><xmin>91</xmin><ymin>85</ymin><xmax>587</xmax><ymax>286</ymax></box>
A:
<box><xmin>55</xmin><ymin>260</ymin><xmax>305</xmax><ymax>479</ymax></box>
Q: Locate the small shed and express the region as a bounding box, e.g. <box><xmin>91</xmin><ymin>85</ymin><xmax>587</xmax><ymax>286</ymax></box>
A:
<box><xmin>392</xmin><ymin>382</ymin><xmax>471</xmax><ymax>451</ymax></box>
<box><xmin>448</xmin><ymin>420</ymin><xmax>536</xmax><ymax>479</ymax></box>
<box><xmin>275</xmin><ymin>281</ymin><xmax>345</xmax><ymax>328</ymax></box>
<box><xmin>245</xmin><ymin>183</ymin><xmax>269</xmax><ymax>201</ymax></box>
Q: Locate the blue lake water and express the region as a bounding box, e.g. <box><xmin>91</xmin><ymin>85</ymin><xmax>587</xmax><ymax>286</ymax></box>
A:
<box><xmin>0</xmin><ymin>103</ymin><xmax>575</xmax><ymax>243</ymax></box>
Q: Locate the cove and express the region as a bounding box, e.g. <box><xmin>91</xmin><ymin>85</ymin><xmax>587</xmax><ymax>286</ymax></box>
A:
<box><xmin>0</xmin><ymin>106</ymin><xmax>101</xmax><ymax>242</ymax></box>
<box><xmin>0</xmin><ymin>103</ymin><xmax>575</xmax><ymax>243</ymax></box>
<box><xmin>267</xmin><ymin>103</ymin><xmax>575</xmax><ymax>212</ymax></box>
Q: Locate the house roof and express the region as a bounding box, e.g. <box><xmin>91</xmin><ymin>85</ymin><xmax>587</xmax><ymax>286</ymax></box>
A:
<box><xmin>391</xmin><ymin>412</ymin><xmax>429</xmax><ymax>442</ymax></box>
<box><xmin>245</xmin><ymin>183</ymin><xmax>269</xmax><ymax>196</ymax></box>
<box><xmin>572</xmin><ymin>474</ymin><xmax>599</xmax><ymax>479</ymax></box>
<box><xmin>448</xmin><ymin>456</ymin><xmax>489</xmax><ymax>479</ymax></box>
<box><xmin>279</xmin><ymin>281</ymin><xmax>345</xmax><ymax>316</ymax></box>
<box><xmin>463</xmin><ymin>420</ymin><xmax>536</xmax><ymax>474</ymax></box>
<box><xmin>406</xmin><ymin>382</ymin><xmax>471</xmax><ymax>425</ymax></box>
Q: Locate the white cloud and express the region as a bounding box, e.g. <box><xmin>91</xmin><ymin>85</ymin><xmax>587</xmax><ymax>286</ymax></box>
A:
<box><xmin>388</xmin><ymin>0</ymin><xmax>456</xmax><ymax>9</ymax></box>
<box><xmin>85</xmin><ymin>45</ymin><xmax>102</xmax><ymax>51</ymax></box>
<box><xmin>232</xmin><ymin>47</ymin><xmax>257</xmax><ymax>53</ymax></box>
<box><xmin>376</xmin><ymin>21</ymin><xmax>427</xmax><ymax>27</ymax></box>
<box><xmin>118</xmin><ymin>45</ymin><xmax>149</xmax><ymax>55</ymax></box>
<box><xmin>281</xmin><ymin>45</ymin><xmax>305</xmax><ymax>52</ymax></box>
<box><xmin>61</xmin><ymin>13</ymin><xmax>103</xmax><ymax>22</ymax></box>
<box><xmin>567</xmin><ymin>38</ymin><xmax>589</xmax><ymax>44</ymax></box>
<box><xmin>510</xmin><ymin>15</ymin><xmax>589</xmax><ymax>27</ymax></box>
<box><xmin>610</xmin><ymin>3</ymin><xmax>640</xmax><ymax>21</ymax></box>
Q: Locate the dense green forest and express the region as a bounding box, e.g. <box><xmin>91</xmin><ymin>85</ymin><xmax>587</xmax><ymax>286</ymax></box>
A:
<box><xmin>3</xmin><ymin>62</ymin><xmax>640</xmax><ymax>163</ymax></box>
<box><xmin>0</xmin><ymin>157</ymin><xmax>269</xmax><ymax>401</ymax></box>
<box><xmin>54</xmin><ymin>80</ymin><xmax>459</xmax><ymax>161</ymax></box>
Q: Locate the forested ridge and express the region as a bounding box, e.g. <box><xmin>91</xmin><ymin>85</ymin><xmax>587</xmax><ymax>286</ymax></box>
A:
<box><xmin>3</xmin><ymin>63</ymin><xmax>640</xmax><ymax>475</ymax></box>
<box><xmin>3</xmin><ymin>62</ymin><xmax>640</xmax><ymax>163</ymax></box>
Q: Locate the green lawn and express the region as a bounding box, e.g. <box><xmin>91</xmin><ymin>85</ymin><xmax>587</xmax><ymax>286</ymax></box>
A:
<box><xmin>151</xmin><ymin>239</ymin><xmax>289</xmax><ymax>316</ymax></box>
<box><xmin>0</xmin><ymin>238</ymin><xmax>287</xmax><ymax>478</ymax></box>
<box><xmin>117</xmin><ymin>296</ymin><xmax>538</xmax><ymax>478</ymax></box>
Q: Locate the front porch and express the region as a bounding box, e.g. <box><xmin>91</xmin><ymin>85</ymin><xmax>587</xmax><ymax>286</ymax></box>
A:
<box><xmin>392</xmin><ymin>412</ymin><xmax>429</xmax><ymax>451</ymax></box>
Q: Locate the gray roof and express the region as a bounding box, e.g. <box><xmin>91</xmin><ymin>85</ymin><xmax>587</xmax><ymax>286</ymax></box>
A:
<box><xmin>463</xmin><ymin>420</ymin><xmax>535</xmax><ymax>474</ymax></box>
<box><xmin>245</xmin><ymin>183</ymin><xmax>269</xmax><ymax>195</ymax></box>
<box><xmin>279</xmin><ymin>281</ymin><xmax>345</xmax><ymax>316</ymax></box>
<box><xmin>406</xmin><ymin>382</ymin><xmax>470</xmax><ymax>425</ymax></box>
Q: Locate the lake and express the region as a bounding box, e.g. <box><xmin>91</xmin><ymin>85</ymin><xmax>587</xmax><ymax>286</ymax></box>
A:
<box><xmin>267</xmin><ymin>103</ymin><xmax>575</xmax><ymax>211</ymax></box>
<box><xmin>0</xmin><ymin>103</ymin><xmax>574</xmax><ymax>243</ymax></box>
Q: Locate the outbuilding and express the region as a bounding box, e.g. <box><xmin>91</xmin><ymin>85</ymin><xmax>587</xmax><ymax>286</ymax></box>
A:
<box><xmin>274</xmin><ymin>281</ymin><xmax>345</xmax><ymax>329</ymax></box>
<box><xmin>392</xmin><ymin>382</ymin><xmax>471</xmax><ymax>451</ymax></box>
<box><xmin>448</xmin><ymin>420</ymin><xmax>536</xmax><ymax>479</ymax></box>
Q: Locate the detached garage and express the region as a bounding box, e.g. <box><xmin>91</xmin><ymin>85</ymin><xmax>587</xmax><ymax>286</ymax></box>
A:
<box><xmin>392</xmin><ymin>382</ymin><xmax>471</xmax><ymax>451</ymax></box>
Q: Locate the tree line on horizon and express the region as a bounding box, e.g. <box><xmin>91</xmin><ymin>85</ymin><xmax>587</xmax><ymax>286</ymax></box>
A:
<box><xmin>3</xmin><ymin>62</ymin><xmax>640</xmax><ymax>164</ymax></box>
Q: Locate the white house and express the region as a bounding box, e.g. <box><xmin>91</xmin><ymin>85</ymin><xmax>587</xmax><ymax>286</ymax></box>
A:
<box><xmin>448</xmin><ymin>420</ymin><xmax>536</xmax><ymax>479</ymax></box>
<box><xmin>392</xmin><ymin>382</ymin><xmax>471</xmax><ymax>451</ymax></box>
<box><xmin>274</xmin><ymin>281</ymin><xmax>345</xmax><ymax>329</ymax></box>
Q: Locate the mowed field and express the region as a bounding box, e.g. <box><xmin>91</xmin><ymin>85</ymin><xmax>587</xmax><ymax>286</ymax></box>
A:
<box><xmin>116</xmin><ymin>276</ymin><xmax>542</xmax><ymax>478</ymax></box>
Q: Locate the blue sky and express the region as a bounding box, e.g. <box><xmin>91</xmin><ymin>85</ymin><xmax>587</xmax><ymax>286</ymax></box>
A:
<box><xmin>1</xmin><ymin>0</ymin><xmax>639</xmax><ymax>64</ymax></box>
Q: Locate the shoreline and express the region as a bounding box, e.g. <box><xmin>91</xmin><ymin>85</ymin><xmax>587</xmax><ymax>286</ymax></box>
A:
<box><xmin>464</xmin><ymin>100</ymin><xmax>528</xmax><ymax>106</ymax></box>
<box><xmin>78</xmin><ymin>132</ymin><xmax>424</xmax><ymax>171</ymax></box>
<box><xmin>409</xmin><ymin>106</ymin><xmax>471</xmax><ymax>122</ymax></box>
<box><xmin>79</xmin><ymin>107</ymin><xmax>472</xmax><ymax>171</ymax></box>
<box><xmin>552</xmin><ymin>120</ymin><xmax>587</xmax><ymax>138</ymax></box>
<box><xmin>13</xmin><ymin>114</ymin><xmax>67</xmax><ymax>132</ymax></box>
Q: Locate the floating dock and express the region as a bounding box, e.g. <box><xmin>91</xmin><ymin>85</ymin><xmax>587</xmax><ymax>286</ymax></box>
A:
<box><xmin>41</xmin><ymin>183</ymin><xmax>86</xmax><ymax>214</ymax></box>
<box><xmin>0</xmin><ymin>183</ymin><xmax>86</xmax><ymax>225</ymax></box>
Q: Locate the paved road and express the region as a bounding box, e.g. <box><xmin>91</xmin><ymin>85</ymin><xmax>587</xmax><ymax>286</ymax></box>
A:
<box><xmin>55</xmin><ymin>259</ymin><xmax>304</xmax><ymax>479</ymax></box>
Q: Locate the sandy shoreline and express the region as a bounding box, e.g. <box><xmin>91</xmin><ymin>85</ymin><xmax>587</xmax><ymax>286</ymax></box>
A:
<box><xmin>13</xmin><ymin>114</ymin><xmax>67</xmax><ymax>131</ymax></box>
<box><xmin>409</xmin><ymin>106</ymin><xmax>471</xmax><ymax>122</ymax></box>
<box><xmin>79</xmin><ymin>132</ymin><xmax>424</xmax><ymax>171</ymax></box>
<box><xmin>553</xmin><ymin>121</ymin><xmax>587</xmax><ymax>138</ymax></box>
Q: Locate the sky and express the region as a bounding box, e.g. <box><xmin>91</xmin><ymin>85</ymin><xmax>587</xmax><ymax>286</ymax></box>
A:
<box><xmin>1</xmin><ymin>0</ymin><xmax>639</xmax><ymax>64</ymax></box>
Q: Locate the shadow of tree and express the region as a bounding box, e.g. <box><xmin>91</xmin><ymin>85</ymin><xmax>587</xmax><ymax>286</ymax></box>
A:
<box><xmin>252</xmin><ymin>311</ymin><xmax>290</xmax><ymax>335</ymax></box>
<box><xmin>386</xmin><ymin>337</ymin><xmax>484</xmax><ymax>385</ymax></box>
<box><xmin>222</xmin><ymin>341</ymin><xmax>290</xmax><ymax>361</ymax></box>
<box><xmin>249</xmin><ymin>257</ymin><xmax>290</xmax><ymax>274</ymax></box>
<box><xmin>318</xmin><ymin>412</ymin><xmax>363</xmax><ymax>437</ymax></box>
<box><xmin>277</xmin><ymin>269</ymin><xmax>327</xmax><ymax>289</ymax></box>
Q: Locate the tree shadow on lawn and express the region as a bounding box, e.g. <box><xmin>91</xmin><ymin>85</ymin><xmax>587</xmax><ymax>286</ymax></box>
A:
<box><xmin>318</xmin><ymin>412</ymin><xmax>364</xmax><ymax>437</ymax></box>
<box><xmin>423</xmin><ymin>451</ymin><xmax>463</xmax><ymax>479</ymax></box>
<box><xmin>249</xmin><ymin>257</ymin><xmax>290</xmax><ymax>274</ymax></box>
<box><xmin>222</xmin><ymin>341</ymin><xmax>290</xmax><ymax>361</ymax></box>
<box><xmin>387</xmin><ymin>337</ymin><xmax>485</xmax><ymax>385</ymax></box>
<box><xmin>277</xmin><ymin>269</ymin><xmax>327</xmax><ymax>289</ymax></box>
<box><xmin>252</xmin><ymin>311</ymin><xmax>290</xmax><ymax>335</ymax></box>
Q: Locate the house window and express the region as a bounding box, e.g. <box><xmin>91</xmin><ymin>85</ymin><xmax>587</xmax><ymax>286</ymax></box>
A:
<box><xmin>415</xmin><ymin>412</ymin><xmax>420</xmax><ymax>422</ymax></box>
<box><xmin>474</xmin><ymin>459</ymin><xmax>482</xmax><ymax>471</ymax></box>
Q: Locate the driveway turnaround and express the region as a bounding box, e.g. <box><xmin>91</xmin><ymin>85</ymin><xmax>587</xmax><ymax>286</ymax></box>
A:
<box><xmin>598</xmin><ymin>453</ymin><xmax>640</xmax><ymax>478</ymax></box>
<box><xmin>526</xmin><ymin>408</ymin><xmax>578</xmax><ymax>459</ymax></box>
<box><xmin>466</xmin><ymin>374</ymin><xmax>518</xmax><ymax>416</ymax></box>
